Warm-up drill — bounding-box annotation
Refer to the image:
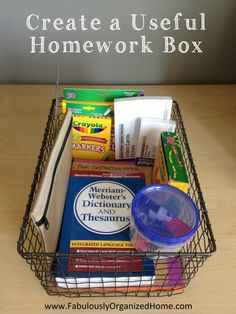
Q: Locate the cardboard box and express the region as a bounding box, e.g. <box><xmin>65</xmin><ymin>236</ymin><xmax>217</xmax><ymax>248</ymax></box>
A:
<box><xmin>152</xmin><ymin>132</ymin><xmax>189</xmax><ymax>193</ymax></box>
<box><xmin>72</xmin><ymin>115</ymin><xmax>111</xmax><ymax>160</ymax></box>
<box><xmin>63</xmin><ymin>88</ymin><xmax>144</xmax><ymax>102</ymax></box>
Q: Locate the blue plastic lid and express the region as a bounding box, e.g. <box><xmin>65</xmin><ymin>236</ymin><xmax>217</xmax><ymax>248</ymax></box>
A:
<box><xmin>131</xmin><ymin>184</ymin><xmax>200</xmax><ymax>246</ymax></box>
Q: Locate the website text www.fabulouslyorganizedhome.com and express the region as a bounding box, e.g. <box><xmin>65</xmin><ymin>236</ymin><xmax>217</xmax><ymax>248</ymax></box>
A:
<box><xmin>44</xmin><ymin>301</ymin><xmax>193</xmax><ymax>311</ymax></box>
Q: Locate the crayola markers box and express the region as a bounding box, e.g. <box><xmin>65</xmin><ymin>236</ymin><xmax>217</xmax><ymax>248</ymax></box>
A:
<box><xmin>63</xmin><ymin>100</ymin><xmax>115</xmax><ymax>160</ymax></box>
<box><xmin>72</xmin><ymin>115</ymin><xmax>111</xmax><ymax>160</ymax></box>
<box><xmin>152</xmin><ymin>132</ymin><xmax>189</xmax><ymax>193</ymax></box>
<box><xmin>62</xmin><ymin>99</ymin><xmax>114</xmax><ymax>160</ymax></box>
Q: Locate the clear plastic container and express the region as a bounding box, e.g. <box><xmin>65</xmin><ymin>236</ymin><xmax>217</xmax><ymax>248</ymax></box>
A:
<box><xmin>130</xmin><ymin>184</ymin><xmax>200</xmax><ymax>253</ymax></box>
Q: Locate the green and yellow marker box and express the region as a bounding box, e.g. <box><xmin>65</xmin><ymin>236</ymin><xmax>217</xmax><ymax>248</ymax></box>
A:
<box><xmin>62</xmin><ymin>100</ymin><xmax>113</xmax><ymax>117</ymax></box>
<box><xmin>63</xmin><ymin>88</ymin><xmax>144</xmax><ymax>102</ymax></box>
<box><xmin>152</xmin><ymin>132</ymin><xmax>189</xmax><ymax>193</ymax></box>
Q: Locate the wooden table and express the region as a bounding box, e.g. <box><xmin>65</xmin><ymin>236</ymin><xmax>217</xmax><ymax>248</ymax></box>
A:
<box><xmin>0</xmin><ymin>85</ymin><xmax>235</xmax><ymax>314</ymax></box>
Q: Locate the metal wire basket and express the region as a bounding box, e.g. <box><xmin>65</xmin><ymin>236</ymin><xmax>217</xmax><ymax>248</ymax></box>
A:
<box><xmin>17</xmin><ymin>99</ymin><xmax>216</xmax><ymax>297</ymax></box>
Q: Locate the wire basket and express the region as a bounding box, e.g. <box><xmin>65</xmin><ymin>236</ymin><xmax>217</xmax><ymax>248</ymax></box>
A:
<box><xmin>17</xmin><ymin>99</ymin><xmax>216</xmax><ymax>297</ymax></box>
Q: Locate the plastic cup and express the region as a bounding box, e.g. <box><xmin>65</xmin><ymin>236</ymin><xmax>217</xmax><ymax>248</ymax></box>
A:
<box><xmin>129</xmin><ymin>184</ymin><xmax>200</xmax><ymax>253</ymax></box>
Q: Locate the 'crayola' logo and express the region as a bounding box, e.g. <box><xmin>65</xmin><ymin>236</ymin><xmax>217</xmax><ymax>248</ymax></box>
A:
<box><xmin>73</xmin><ymin>119</ymin><xmax>107</xmax><ymax>134</ymax></box>
<box><xmin>72</xmin><ymin>121</ymin><xmax>103</xmax><ymax>128</ymax></box>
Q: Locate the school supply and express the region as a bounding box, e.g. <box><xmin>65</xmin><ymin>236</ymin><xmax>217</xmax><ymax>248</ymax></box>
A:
<box><xmin>63</xmin><ymin>88</ymin><xmax>144</xmax><ymax>160</ymax></box>
<box><xmin>130</xmin><ymin>184</ymin><xmax>199</xmax><ymax>253</ymax></box>
<box><xmin>114</xmin><ymin>97</ymin><xmax>173</xmax><ymax>160</ymax></box>
<box><xmin>63</xmin><ymin>88</ymin><xmax>144</xmax><ymax>102</ymax></box>
<box><xmin>152</xmin><ymin>132</ymin><xmax>189</xmax><ymax>193</ymax></box>
<box><xmin>30</xmin><ymin>110</ymin><xmax>73</xmax><ymax>252</ymax></box>
<box><xmin>135</xmin><ymin>118</ymin><xmax>176</xmax><ymax>166</ymax></box>
<box><xmin>56</xmin><ymin>171</ymin><xmax>156</xmax><ymax>288</ymax></box>
<box><xmin>72</xmin><ymin>115</ymin><xmax>111</xmax><ymax>160</ymax></box>
<box><xmin>62</xmin><ymin>100</ymin><xmax>113</xmax><ymax>116</ymax></box>
<box><xmin>72</xmin><ymin>159</ymin><xmax>152</xmax><ymax>185</ymax></box>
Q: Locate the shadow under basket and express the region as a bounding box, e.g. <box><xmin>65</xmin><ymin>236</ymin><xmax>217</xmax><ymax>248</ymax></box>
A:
<box><xmin>17</xmin><ymin>99</ymin><xmax>216</xmax><ymax>297</ymax></box>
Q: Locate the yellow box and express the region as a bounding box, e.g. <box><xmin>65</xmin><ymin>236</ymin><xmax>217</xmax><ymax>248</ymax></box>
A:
<box><xmin>62</xmin><ymin>99</ymin><xmax>113</xmax><ymax>116</ymax></box>
<box><xmin>72</xmin><ymin>115</ymin><xmax>111</xmax><ymax>160</ymax></box>
<box><xmin>152</xmin><ymin>132</ymin><xmax>189</xmax><ymax>193</ymax></box>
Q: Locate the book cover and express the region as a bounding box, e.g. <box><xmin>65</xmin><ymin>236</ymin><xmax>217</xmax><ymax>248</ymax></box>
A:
<box><xmin>56</xmin><ymin>173</ymin><xmax>155</xmax><ymax>288</ymax></box>
<box><xmin>72</xmin><ymin>159</ymin><xmax>152</xmax><ymax>184</ymax></box>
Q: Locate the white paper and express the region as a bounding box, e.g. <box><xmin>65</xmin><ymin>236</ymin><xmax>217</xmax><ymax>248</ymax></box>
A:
<box><xmin>136</xmin><ymin>118</ymin><xmax>176</xmax><ymax>159</ymax></box>
<box><xmin>55</xmin><ymin>275</ymin><xmax>156</xmax><ymax>288</ymax></box>
<box><xmin>114</xmin><ymin>97</ymin><xmax>173</xmax><ymax>159</ymax></box>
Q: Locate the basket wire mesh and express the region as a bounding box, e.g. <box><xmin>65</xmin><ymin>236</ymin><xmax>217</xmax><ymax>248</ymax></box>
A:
<box><xmin>17</xmin><ymin>99</ymin><xmax>216</xmax><ymax>297</ymax></box>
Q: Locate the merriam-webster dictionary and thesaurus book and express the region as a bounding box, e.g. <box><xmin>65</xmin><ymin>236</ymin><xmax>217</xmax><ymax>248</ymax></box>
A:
<box><xmin>56</xmin><ymin>170</ymin><xmax>156</xmax><ymax>288</ymax></box>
